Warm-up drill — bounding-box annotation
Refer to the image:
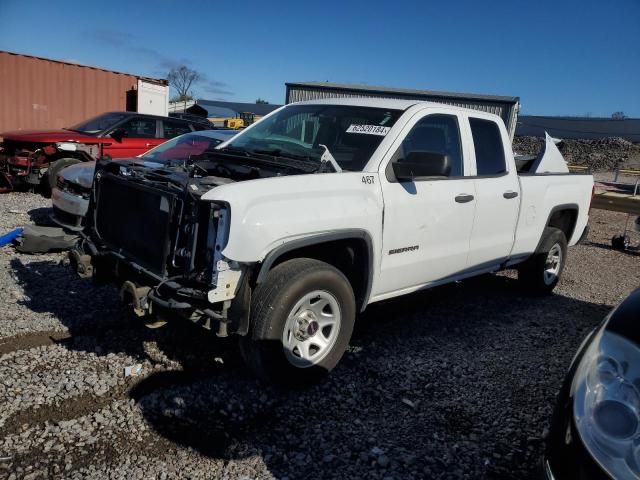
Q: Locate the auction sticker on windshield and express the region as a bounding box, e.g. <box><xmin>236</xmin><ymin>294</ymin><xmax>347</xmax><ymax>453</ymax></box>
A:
<box><xmin>346</xmin><ymin>124</ymin><xmax>390</xmax><ymax>136</ymax></box>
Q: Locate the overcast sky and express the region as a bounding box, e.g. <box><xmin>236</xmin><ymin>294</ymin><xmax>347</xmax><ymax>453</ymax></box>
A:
<box><xmin>1</xmin><ymin>0</ymin><xmax>638</xmax><ymax>117</ymax></box>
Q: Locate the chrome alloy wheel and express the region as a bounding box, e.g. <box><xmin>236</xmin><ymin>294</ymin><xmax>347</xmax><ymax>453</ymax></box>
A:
<box><xmin>282</xmin><ymin>290</ymin><xmax>341</xmax><ymax>368</ymax></box>
<box><xmin>544</xmin><ymin>243</ymin><xmax>563</xmax><ymax>285</ymax></box>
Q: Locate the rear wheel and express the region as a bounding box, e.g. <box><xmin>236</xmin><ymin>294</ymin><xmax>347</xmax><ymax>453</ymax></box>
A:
<box><xmin>518</xmin><ymin>227</ymin><xmax>567</xmax><ymax>295</ymax></box>
<box><xmin>48</xmin><ymin>158</ymin><xmax>81</xmax><ymax>190</ymax></box>
<box><xmin>240</xmin><ymin>258</ymin><xmax>356</xmax><ymax>384</ymax></box>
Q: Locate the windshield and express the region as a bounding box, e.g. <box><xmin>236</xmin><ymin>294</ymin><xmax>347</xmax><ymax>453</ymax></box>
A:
<box><xmin>68</xmin><ymin>113</ymin><xmax>128</xmax><ymax>135</ymax></box>
<box><xmin>227</xmin><ymin>104</ymin><xmax>402</xmax><ymax>171</ymax></box>
<box><xmin>142</xmin><ymin>132</ymin><xmax>229</xmax><ymax>163</ymax></box>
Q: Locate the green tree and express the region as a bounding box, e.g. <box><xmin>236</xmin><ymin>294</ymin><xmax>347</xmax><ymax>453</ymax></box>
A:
<box><xmin>255</xmin><ymin>98</ymin><xmax>269</xmax><ymax>104</ymax></box>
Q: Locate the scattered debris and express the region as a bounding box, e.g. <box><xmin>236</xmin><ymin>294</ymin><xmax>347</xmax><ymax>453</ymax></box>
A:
<box><xmin>401</xmin><ymin>398</ymin><xmax>418</xmax><ymax>409</ymax></box>
<box><xmin>370</xmin><ymin>446</ymin><xmax>384</xmax><ymax>456</ymax></box>
<box><xmin>123</xmin><ymin>364</ymin><xmax>143</xmax><ymax>377</ymax></box>
<box><xmin>14</xmin><ymin>225</ymin><xmax>78</xmax><ymax>253</ymax></box>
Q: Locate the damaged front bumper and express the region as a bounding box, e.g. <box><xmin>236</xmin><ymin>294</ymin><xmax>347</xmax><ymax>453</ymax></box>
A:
<box><xmin>3</xmin><ymin>154</ymin><xmax>45</xmax><ymax>186</ymax></box>
<box><xmin>72</xmin><ymin>235</ymin><xmax>251</xmax><ymax>337</ymax></box>
<box><xmin>71</xmin><ymin>160</ymin><xmax>252</xmax><ymax>336</ymax></box>
<box><xmin>0</xmin><ymin>141</ymin><xmax>103</xmax><ymax>191</ymax></box>
<box><xmin>51</xmin><ymin>186</ymin><xmax>89</xmax><ymax>231</ymax></box>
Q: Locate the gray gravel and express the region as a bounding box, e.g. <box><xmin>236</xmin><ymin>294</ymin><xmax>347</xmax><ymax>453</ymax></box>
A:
<box><xmin>0</xmin><ymin>191</ymin><xmax>639</xmax><ymax>479</ymax></box>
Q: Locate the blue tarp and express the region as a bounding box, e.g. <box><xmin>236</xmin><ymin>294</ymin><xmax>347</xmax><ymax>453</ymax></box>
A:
<box><xmin>0</xmin><ymin>227</ymin><xmax>23</xmax><ymax>247</ymax></box>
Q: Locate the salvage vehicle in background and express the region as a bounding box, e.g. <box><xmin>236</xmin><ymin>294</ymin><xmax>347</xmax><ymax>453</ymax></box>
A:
<box><xmin>52</xmin><ymin>129</ymin><xmax>235</xmax><ymax>231</ymax></box>
<box><xmin>72</xmin><ymin>98</ymin><xmax>594</xmax><ymax>383</ymax></box>
<box><xmin>544</xmin><ymin>288</ymin><xmax>640</xmax><ymax>480</ymax></box>
<box><xmin>0</xmin><ymin>111</ymin><xmax>213</xmax><ymax>194</ymax></box>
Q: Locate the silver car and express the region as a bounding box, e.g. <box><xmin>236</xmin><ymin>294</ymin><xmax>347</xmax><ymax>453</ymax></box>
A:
<box><xmin>51</xmin><ymin>129</ymin><xmax>236</xmax><ymax>231</ymax></box>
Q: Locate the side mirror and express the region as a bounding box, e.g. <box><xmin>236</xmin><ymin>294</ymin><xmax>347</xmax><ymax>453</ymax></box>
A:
<box><xmin>110</xmin><ymin>127</ymin><xmax>127</xmax><ymax>142</ymax></box>
<box><xmin>392</xmin><ymin>151</ymin><xmax>450</xmax><ymax>181</ymax></box>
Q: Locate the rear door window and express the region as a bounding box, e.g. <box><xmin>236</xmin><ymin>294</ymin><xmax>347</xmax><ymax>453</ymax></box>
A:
<box><xmin>469</xmin><ymin>118</ymin><xmax>506</xmax><ymax>175</ymax></box>
<box><xmin>163</xmin><ymin>119</ymin><xmax>193</xmax><ymax>139</ymax></box>
<box><xmin>118</xmin><ymin>118</ymin><xmax>158</xmax><ymax>139</ymax></box>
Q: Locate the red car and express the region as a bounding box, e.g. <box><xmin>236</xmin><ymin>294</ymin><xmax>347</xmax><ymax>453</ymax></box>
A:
<box><xmin>0</xmin><ymin>112</ymin><xmax>213</xmax><ymax>193</ymax></box>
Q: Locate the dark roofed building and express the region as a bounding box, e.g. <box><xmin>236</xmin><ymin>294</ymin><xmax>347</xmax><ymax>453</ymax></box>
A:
<box><xmin>197</xmin><ymin>100</ymin><xmax>281</xmax><ymax>117</ymax></box>
<box><xmin>169</xmin><ymin>99</ymin><xmax>281</xmax><ymax>125</ymax></box>
<box><xmin>516</xmin><ymin>115</ymin><xmax>640</xmax><ymax>142</ymax></box>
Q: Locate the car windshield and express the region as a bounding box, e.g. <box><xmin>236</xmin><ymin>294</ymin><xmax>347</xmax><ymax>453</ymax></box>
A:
<box><xmin>68</xmin><ymin>113</ymin><xmax>129</xmax><ymax>135</ymax></box>
<box><xmin>142</xmin><ymin>132</ymin><xmax>229</xmax><ymax>162</ymax></box>
<box><xmin>227</xmin><ymin>104</ymin><xmax>402</xmax><ymax>171</ymax></box>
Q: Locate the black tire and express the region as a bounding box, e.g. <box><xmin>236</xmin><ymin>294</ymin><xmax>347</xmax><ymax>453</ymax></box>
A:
<box><xmin>240</xmin><ymin>258</ymin><xmax>356</xmax><ymax>384</ymax></box>
<box><xmin>39</xmin><ymin>175</ymin><xmax>52</xmax><ymax>198</ymax></box>
<box><xmin>611</xmin><ymin>234</ymin><xmax>630</xmax><ymax>251</ymax></box>
<box><xmin>48</xmin><ymin>158</ymin><xmax>81</xmax><ymax>190</ymax></box>
<box><xmin>518</xmin><ymin>227</ymin><xmax>568</xmax><ymax>295</ymax></box>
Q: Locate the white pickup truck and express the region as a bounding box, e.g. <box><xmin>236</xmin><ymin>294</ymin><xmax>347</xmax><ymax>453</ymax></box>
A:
<box><xmin>74</xmin><ymin>98</ymin><xmax>594</xmax><ymax>383</ymax></box>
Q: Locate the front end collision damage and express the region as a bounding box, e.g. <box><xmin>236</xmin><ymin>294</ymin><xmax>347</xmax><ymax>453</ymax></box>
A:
<box><xmin>74</xmin><ymin>221</ymin><xmax>250</xmax><ymax>337</ymax></box>
<box><xmin>73</xmin><ymin>158</ymin><xmax>251</xmax><ymax>337</ymax></box>
<box><xmin>73</xmin><ymin>152</ymin><xmax>382</xmax><ymax>337</ymax></box>
<box><xmin>0</xmin><ymin>140</ymin><xmax>101</xmax><ymax>191</ymax></box>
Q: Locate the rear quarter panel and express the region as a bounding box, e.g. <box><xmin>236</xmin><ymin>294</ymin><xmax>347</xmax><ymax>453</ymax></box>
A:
<box><xmin>512</xmin><ymin>174</ymin><xmax>594</xmax><ymax>259</ymax></box>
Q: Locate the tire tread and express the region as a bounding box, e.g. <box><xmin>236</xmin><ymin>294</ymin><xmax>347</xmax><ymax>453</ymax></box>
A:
<box><xmin>518</xmin><ymin>227</ymin><xmax>567</xmax><ymax>295</ymax></box>
<box><xmin>242</xmin><ymin>258</ymin><xmax>355</xmax><ymax>383</ymax></box>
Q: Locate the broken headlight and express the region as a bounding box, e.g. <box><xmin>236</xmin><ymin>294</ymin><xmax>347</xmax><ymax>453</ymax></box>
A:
<box><xmin>573</xmin><ymin>326</ymin><xmax>640</xmax><ymax>479</ymax></box>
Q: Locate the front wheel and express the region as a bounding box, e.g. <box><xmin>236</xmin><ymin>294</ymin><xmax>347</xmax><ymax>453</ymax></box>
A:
<box><xmin>518</xmin><ymin>227</ymin><xmax>568</xmax><ymax>295</ymax></box>
<box><xmin>240</xmin><ymin>258</ymin><xmax>356</xmax><ymax>384</ymax></box>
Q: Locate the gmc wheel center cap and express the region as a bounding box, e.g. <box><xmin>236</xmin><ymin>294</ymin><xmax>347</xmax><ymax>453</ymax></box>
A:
<box><xmin>295</xmin><ymin>311</ymin><xmax>319</xmax><ymax>340</ymax></box>
<box><xmin>307</xmin><ymin>320</ymin><xmax>319</xmax><ymax>336</ymax></box>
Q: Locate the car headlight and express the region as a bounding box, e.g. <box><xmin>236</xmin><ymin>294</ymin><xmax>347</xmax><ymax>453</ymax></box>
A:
<box><xmin>573</xmin><ymin>326</ymin><xmax>640</xmax><ymax>479</ymax></box>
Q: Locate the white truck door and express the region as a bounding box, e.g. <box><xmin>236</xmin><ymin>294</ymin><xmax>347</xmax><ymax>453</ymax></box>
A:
<box><xmin>465</xmin><ymin>115</ymin><xmax>520</xmax><ymax>268</ymax></box>
<box><xmin>376</xmin><ymin>110</ymin><xmax>476</xmax><ymax>297</ymax></box>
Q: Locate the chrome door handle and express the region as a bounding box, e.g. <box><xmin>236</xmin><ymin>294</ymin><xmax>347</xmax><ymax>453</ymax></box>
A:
<box><xmin>455</xmin><ymin>194</ymin><xmax>474</xmax><ymax>203</ymax></box>
<box><xmin>503</xmin><ymin>191</ymin><xmax>519</xmax><ymax>199</ymax></box>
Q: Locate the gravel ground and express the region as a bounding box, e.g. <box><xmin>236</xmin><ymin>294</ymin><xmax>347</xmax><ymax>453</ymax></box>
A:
<box><xmin>0</xmin><ymin>191</ymin><xmax>639</xmax><ymax>479</ymax></box>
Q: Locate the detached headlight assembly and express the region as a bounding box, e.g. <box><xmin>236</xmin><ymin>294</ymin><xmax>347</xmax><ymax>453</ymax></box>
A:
<box><xmin>574</xmin><ymin>327</ymin><xmax>640</xmax><ymax>479</ymax></box>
